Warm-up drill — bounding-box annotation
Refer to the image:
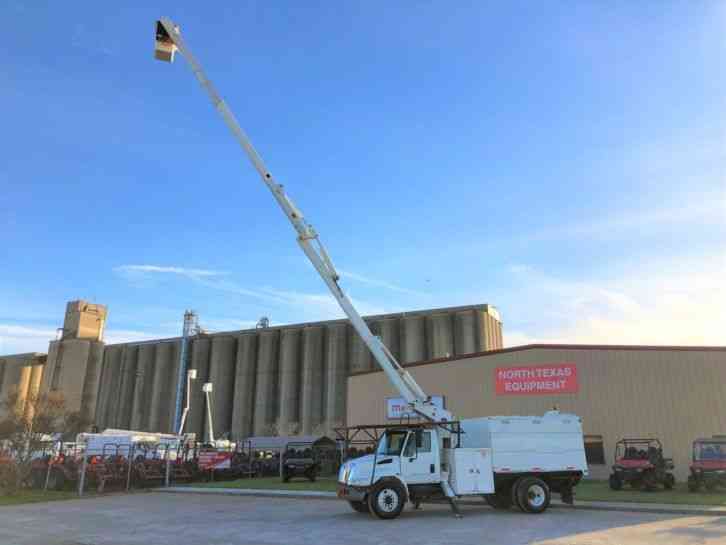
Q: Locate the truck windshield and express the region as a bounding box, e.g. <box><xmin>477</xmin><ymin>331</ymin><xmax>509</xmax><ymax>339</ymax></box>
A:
<box><xmin>695</xmin><ymin>443</ymin><xmax>726</xmax><ymax>460</ymax></box>
<box><xmin>376</xmin><ymin>431</ymin><xmax>408</xmax><ymax>456</ymax></box>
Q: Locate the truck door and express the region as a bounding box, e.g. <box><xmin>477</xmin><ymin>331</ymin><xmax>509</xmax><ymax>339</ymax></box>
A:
<box><xmin>401</xmin><ymin>430</ymin><xmax>439</xmax><ymax>484</ymax></box>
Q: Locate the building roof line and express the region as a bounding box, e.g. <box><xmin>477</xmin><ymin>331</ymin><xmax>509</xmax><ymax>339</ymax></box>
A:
<box><xmin>103</xmin><ymin>303</ymin><xmax>497</xmax><ymax>348</ymax></box>
<box><xmin>350</xmin><ymin>343</ymin><xmax>726</xmax><ymax>377</ymax></box>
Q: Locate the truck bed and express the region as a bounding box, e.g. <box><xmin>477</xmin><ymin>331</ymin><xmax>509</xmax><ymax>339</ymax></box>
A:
<box><xmin>460</xmin><ymin>412</ymin><xmax>588</xmax><ymax>475</ymax></box>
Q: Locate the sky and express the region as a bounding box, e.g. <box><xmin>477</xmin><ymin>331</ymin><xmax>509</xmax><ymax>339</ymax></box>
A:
<box><xmin>1</xmin><ymin>1</ymin><xmax>725</xmax><ymax>355</ymax></box>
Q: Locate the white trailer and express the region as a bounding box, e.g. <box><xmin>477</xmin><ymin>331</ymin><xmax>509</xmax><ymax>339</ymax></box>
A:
<box><xmin>150</xmin><ymin>18</ymin><xmax>587</xmax><ymax>519</ymax></box>
<box><xmin>76</xmin><ymin>429</ymin><xmax>182</xmax><ymax>458</ymax></box>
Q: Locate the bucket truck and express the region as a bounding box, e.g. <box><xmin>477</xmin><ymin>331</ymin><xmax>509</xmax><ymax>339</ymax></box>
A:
<box><xmin>151</xmin><ymin>18</ymin><xmax>588</xmax><ymax>519</ymax></box>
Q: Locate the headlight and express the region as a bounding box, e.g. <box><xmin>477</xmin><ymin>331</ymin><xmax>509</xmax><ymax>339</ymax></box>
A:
<box><xmin>339</xmin><ymin>464</ymin><xmax>351</xmax><ymax>483</ymax></box>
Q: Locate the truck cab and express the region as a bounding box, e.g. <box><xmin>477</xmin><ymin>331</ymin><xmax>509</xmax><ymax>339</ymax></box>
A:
<box><xmin>338</xmin><ymin>423</ymin><xmax>496</xmax><ymax>518</ymax></box>
<box><xmin>338</xmin><ymin>426</ymin><xmax>445</xmax><ymax>518</ymax></box>
<box><xmin>378</xmin><ymin>428</ymin><xmax>441</xmax><ymax>484</ymax></box>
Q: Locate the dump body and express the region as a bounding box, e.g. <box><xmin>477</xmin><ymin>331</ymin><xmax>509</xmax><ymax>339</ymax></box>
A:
<box><xmin>460</xmin><ymin>412</ymin><xmax>588</xmax><ymax>475</ymax></box>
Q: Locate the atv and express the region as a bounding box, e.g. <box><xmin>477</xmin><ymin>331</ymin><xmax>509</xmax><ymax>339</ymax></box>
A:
<box><xmin>281</xmin><ymin>443</ymin><xmax>320</xmax><ymax>483</ymax></box>
<box><xmin>609</xmin><ymin>438</ymin><xmax>675</xmax><ymax>491</ymax></box>
<box><xmin>687</xmin><ymin>436</ymin><xmax>726</xmax><ymax>492</ymax></box>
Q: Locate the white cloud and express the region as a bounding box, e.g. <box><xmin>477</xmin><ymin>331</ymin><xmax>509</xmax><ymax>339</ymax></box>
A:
<box><xmin>502</xmin><ymin>255</ymin><xmax>726</xmax><ymax>346</ymax></box>
<box><xmin>193</xmin><ymin>277</ymin><xmax>287</xmax><ymax>303</ymax></box>
<box><xmin>200</xmin><ymin>319</ymin><xmax>262</xmax><ymax>332</ymax></box>
<box><xmin>338</xmin><ymin>269</ymin><xmax>425</xmax><ymax>296</ymax></box>
<box><xmin>0</xmin><ymin>324</ymin><xmax>182</xmax><ymax>354</ymax></box>
<box><xmin>502</xmin><ymin>330</ymin><xmax>562</xmax><ymax>347</ymax></box>
<box><xmin>103</xmin><ymin>329</ymin><xmax>176</xmax><ymax>345</ymax></box>
<box><xmin>114</xmin><ymin>264</ymin><xmax>391</xmax><ymax>324</ymax></box>
<box><xmin>259</xmin><ymin>287</ymin><xmax>389</xmax><ymax>322</ymax></box>
<box><xmin>0</xmin><ymin>324</ymin><xmax>55</xmax><ymax>355</ymax></box>
<box><xmin>520</xmin><ymin>197</ymin><xmax>725</xmax><ymax>244</ymax></box>
<box><xmin>114</xmin><ymin>265</ymin><xmax>227</xmax><ymax>279</ymax></box>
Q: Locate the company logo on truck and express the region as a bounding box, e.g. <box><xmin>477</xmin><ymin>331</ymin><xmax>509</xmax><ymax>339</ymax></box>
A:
<box><xmin>495</xmin><ymin>364</ymin><xmax>578</xmax><ymax>395</ymax></box>
<box><xmin>386</xmin><ymin>396</ymin><xmax>445</xmax><ymax>419</ymax></box>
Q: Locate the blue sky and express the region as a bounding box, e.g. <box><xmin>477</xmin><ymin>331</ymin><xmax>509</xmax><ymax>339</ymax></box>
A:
<box><xmin>2</xmin><ymin>1</ymin><xmax>725</xmax><ymax>354</ymax></box>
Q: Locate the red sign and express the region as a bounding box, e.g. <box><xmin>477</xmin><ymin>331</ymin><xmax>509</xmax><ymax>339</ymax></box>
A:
<box><xmin>495</xmin><ymin>364</ymin><xmax>578</xmax><ymax>395</ymax></box>
<box><xmin>198</xmin><ymin>450</ymin><xmax>232</xmax><ymax>470</ymax></box>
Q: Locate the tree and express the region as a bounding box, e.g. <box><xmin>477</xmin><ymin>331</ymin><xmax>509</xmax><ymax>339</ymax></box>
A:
<box><xmin>0</xmin><ymin>388</ymin><xmax>88</xmax><ymax>494</ymax></box>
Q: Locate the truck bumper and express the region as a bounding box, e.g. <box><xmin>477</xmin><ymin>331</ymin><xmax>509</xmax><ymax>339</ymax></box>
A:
<box><xmin>336</xmin><ymin>483</ymin><xmax>367</xmax><ymax>502</ymax></box>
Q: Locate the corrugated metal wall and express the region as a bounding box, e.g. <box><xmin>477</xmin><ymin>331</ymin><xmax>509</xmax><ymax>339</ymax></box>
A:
<box><xmin>346</xmin><ymin>345</ymin><xmax>726</xmax><ymax>481</ymax></box>
<box><xmin>92</xmin><ymin>304</ymin><xmax>500</xmax><ymax>439</ymax></box>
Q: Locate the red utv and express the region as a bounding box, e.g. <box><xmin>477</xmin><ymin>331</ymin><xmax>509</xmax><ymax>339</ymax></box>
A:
<box><xmin>609</xmin><ymin>438</ymin><xmax>675</xmax><ymax>491</ymax></box>
<box><xmin>687</xmin><ymin>436</ymin><xmax>726</xmax><ymax>492</ymax></box>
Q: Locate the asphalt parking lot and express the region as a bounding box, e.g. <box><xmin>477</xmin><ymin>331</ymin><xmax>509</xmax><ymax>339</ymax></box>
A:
<box><xmin>0</xmin><ymin>493</ymin><xmax>724</xmax><ymax>545</ymax></box>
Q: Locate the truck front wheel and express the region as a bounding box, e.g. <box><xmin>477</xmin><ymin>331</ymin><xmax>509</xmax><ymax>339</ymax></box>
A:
<box><xmin>515</xmin><ymin>477</ymin><xmax>551</xmax><ymax>514</ymax></box>
<box><xmin>368</xmin><ymin>481</ymin><xmax>406</xmax><ymax>520</ymax></box>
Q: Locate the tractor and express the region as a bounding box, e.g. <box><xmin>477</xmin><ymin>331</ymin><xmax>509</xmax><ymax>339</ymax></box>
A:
<box><xmin>687</xmin><ymin>436</ymin><xmax>726</xmax><ymax>492</ymax></box>
<box><xmin>609</xmin><ymin>438</ymin><xmax>675</xmax><ymax>491</ymax></box>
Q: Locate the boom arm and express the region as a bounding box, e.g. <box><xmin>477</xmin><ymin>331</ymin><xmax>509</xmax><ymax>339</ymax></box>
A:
<box><xmin>154</xmin><ymin>18</ymin><xmax>451</xmax><ymax>423</ymax></box>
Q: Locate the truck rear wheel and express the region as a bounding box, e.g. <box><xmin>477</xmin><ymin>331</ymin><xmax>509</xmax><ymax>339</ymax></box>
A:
<box><xmin>664</xmin><ymin>473</ymin><xmax>675</xmax><ymax>490</ymax></box>
<box><xmin>609</xmin><ymin>473</ymin><xmax>623</xmax><ymax>491</ymax></box>
<box><xmin>349</xmin><ymin>500</ymin><xmax>370</xmax><ymax>514</ymax></box>
<box><xmin>515</xmin><ymin>477</ymin><xmax>550</xmax><ymax>514</ymax></box>
<box><xmin>368</xmin><ymin>481</ymin><xmax>406</xmax><ymax>520</ymax></box>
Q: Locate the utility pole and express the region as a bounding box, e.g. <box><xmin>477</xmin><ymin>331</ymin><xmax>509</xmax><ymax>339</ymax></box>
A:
<box><xmin>173</xmin><ymin>310</ymin><xmax>199</xmax><ymax>434</ymax></box>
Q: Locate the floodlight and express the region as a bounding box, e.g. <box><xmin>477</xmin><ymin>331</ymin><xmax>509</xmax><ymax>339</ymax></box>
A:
<box><xmin>202</xmin><ymin>382</ymin><xmax>213</xmax><ymax>393</ymax></box>
<box><xmin>154</xmin><ymin>19</ymin><xmax>177</xmax><ymax>62</ymax></box>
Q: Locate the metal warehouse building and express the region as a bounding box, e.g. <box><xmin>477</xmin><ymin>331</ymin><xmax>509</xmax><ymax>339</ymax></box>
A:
<box><xmin>346</xmin><ymin>344</ymin><xmax>726</xmax><ymax>480</ymax></box>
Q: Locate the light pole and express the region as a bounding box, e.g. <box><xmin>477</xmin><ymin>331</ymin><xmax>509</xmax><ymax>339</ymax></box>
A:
<box><xmin>202</xmin><ymin>382</ymin><xmax>214</xmax><ymax>445</ymax></box>
<box><xmin>176</xmin><ymin>369</ymin><xmax>197</xmax><ymax>436</ymax></box>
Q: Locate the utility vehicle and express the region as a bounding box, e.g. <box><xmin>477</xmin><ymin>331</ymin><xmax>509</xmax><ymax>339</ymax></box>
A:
<box><xmin>609</xmin><ymin>438</ymin><xmax>675</xmax><ymax>491</ymax></box>
<box><xmin>688</xmin><ymin>436</ymin><xmax>726</xmax><ymax>492</ymax></box>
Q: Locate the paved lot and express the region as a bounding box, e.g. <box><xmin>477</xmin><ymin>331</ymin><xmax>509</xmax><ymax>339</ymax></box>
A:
<box><xmin>0</xmin><ymin>492</ymin><xmax>724</xmax><ymax>545</ymax></box>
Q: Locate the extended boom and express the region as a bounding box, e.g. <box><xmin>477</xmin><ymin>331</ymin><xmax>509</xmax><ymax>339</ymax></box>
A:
<box><xmin>153</xmin><ymin>18</ymin><xmax>450</xmax><ymax>423</ymax></box>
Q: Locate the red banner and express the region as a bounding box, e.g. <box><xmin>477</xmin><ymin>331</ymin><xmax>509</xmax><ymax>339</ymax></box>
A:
<box><xmin>198</xmin><ymin>450</ymin><xmax>232</xmax><ymax>470</ymax></box>
<box><xmin>495</xmin><ymin>364</ymin><xmax>578</xmax><ymax>395</ymax></box>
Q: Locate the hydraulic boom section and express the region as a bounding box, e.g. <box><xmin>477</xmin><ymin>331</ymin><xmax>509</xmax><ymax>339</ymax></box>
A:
<box><xmin>153</xmin><ymin>18</ymin><xmax>450</xmax><ymax>423</ymax></box>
